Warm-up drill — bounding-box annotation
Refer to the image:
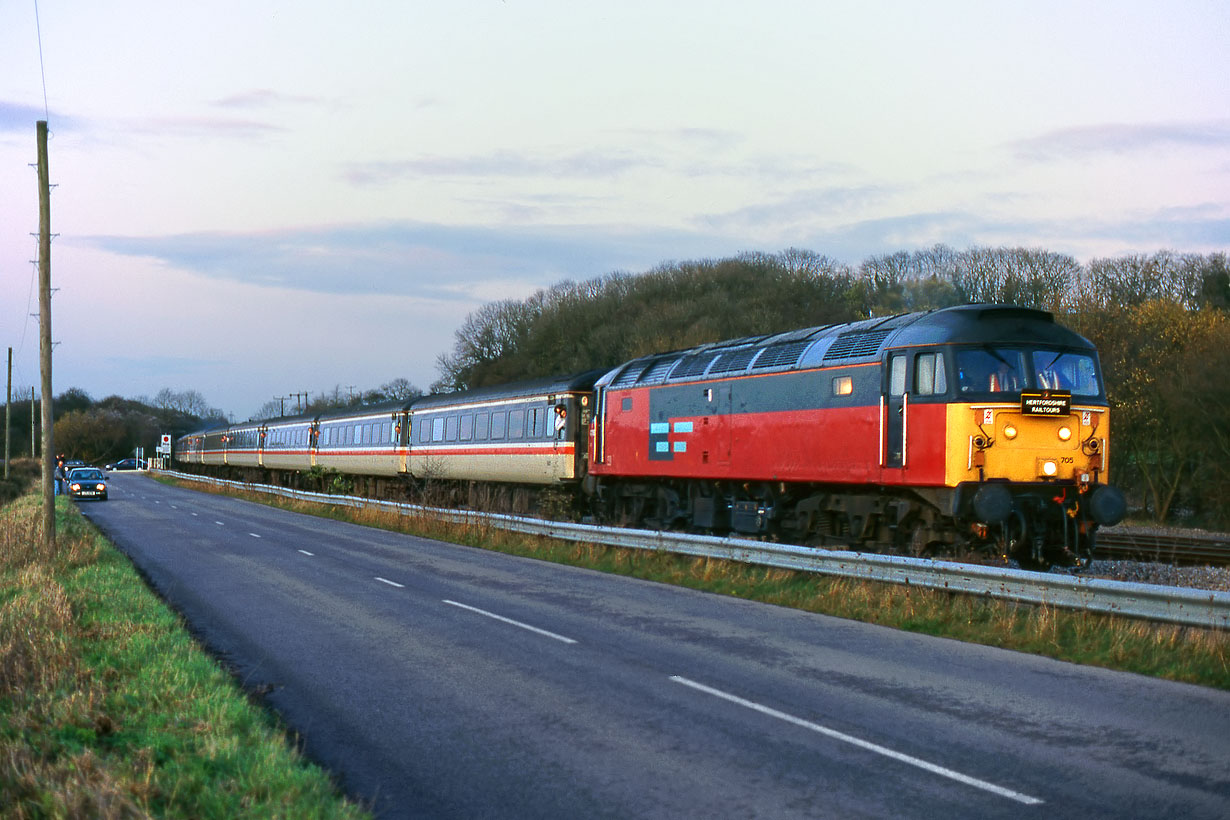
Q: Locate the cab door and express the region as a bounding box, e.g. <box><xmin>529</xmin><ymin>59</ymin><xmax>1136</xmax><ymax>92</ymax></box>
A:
<box><xmin>883</xmin><ymin>353</ymin><xmax>907</xmax><ymax>470</ymax></box>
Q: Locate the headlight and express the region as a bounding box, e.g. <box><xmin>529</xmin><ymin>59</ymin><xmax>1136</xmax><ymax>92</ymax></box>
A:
<box><xmin>70</xmin><ymin>483</ymin><xmax>81</xmax><ymax>491</ymax></box>
<box><xmin>96</xmin><ymin>483</ymin><xmax>106</xmax><ymax>491</ymax></box>
<box><xmin>1040</xmin><ymin>460</ymin><xmax>1058</xmax><ymax>477</ymax></box>
<box><xmin>1058</xmin><ymin>426</ymin><xmax>1072</xmax><ymax>441</ymax></box>
<box><xmin>1003</xmin><ymin>425</ymin><xmax>1018</xmax><ymax>440</ymax></box>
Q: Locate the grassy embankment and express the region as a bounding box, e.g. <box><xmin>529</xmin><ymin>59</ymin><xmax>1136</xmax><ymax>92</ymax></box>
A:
<box><xmin>0</xmin><ymin>462</ymin><xmax>369</xmax><ymax>819</ymax></box>
<box><xmin>174</xmin><ymin>475</ymin><xmax>1229</xmax><ymax>690</ymax></box>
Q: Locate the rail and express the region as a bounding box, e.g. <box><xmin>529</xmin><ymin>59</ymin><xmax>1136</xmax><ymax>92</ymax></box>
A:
<box><xmin>160</xmin><ymin>470</ymin><xmax>1230</xmax><ymax>630</ymax></box>
<box><xmin>1097</xmin><ymin>530</ymin><xmax>1230</xmax><ymax>566</ymax></box>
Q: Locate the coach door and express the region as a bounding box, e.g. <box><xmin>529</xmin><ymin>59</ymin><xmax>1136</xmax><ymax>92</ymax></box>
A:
<box><xmin>882</xmin><ymin>353</ymin><xmax>907</xmax><ymax>470</ymax></box>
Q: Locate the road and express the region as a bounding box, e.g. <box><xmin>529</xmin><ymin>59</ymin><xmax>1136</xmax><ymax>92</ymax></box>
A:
<box><xmin>80</xmin><ymin>474</ymin><xmax>1230</xmax><ymax>819</ymax></box>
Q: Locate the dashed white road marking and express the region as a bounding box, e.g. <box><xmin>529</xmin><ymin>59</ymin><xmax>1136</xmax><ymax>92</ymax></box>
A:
<box><xmin>298</xmin><ymin>550</ymin><xmax>314</xmax><ymax>556</ymax></box>
<box><xmin>669</xmin><ymin>676</ymin><xmax>1043</xmax><ymax>805</ymax></box>
<box><xmin>215</xmin><ymin>521</ymin><xmax>225</xmax><ymax>526</ymax></box>
<box><xmin>249</xmin><ymin>533</ymin><xmax>261</xmax><ymax>538</ymax></box>
<box><xmin>375</xmin><ymin>577</ymin><xmax>405</xmax><ymax>588</ymax></box>
<box><xmin>443</xmin><ymin>600</ymin><xmax>577</xmax><ymax>645</ymax></box>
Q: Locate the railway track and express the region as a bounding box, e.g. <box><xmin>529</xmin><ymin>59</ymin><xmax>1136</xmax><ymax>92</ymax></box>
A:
<box><xmin>1096</xmin><ymin>530</ymin><xmax>1230</xmax><ymax>566</ymax></box>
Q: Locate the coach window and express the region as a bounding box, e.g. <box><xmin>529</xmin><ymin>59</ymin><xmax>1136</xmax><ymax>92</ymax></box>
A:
<box><xmin>475</xmin><ymin>412</ymin><xmax>489</xmax><ymax>441</ymax></box>
<box><xmin>445</xmin><ymin>415</ymin><xmax>459</xmax><ymax>442</ymax></box>
<box><xmin>529</xmin><ymin>407</ymin><xmax>545</xmax><ymax>438</ymax></box>
<box><xmin>832</xmin><ymin>375</ymin><xmax>853</xmax><ymax>396</ymax></box>
<box><xmin>491</xmin><ymin>411</ymin><xmax>507</xmax><ymax>440</ymax></box>
<box><xmin>432</xmin><ymin>417</ymin><xmax>445</xmax><ymax>442</ymax></box>
<box><xmin>915</xmin><ymin>352</ymin><xmax>948</xmax><ymax>396</ymax></box>
<box><xmin>418</xmin><ymin>419</ymin><xmax>431</xmax><ymax>444</ymax></box>
<box><xmin>509</xmin><ymin>409</ymin><xmax>526</xmax><ymax>440</ymax></box>
<box><xmin>460</xmin><ymin>414</ymin><xmax>474</xmax><ymax>442</ymax></box>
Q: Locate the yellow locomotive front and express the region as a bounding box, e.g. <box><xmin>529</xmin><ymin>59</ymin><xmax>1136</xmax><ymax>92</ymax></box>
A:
<box><xmin>944</xmin><ymin>344</ymin><xmax>1125</xmax><ymax>568</ymax></box>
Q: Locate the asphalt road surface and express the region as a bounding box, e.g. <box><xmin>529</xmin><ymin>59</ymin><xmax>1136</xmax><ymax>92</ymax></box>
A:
<box><xmin>79</xmin><ymin>474</ymin><xmax>1230</xmax><ymax>819</ymax></box>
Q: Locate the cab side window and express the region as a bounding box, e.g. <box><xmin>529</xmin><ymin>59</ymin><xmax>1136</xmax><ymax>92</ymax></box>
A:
<box><xmin>915</xmin><ymin>352</ymin><xmax>948</xmax><ymax>396</ymax></box>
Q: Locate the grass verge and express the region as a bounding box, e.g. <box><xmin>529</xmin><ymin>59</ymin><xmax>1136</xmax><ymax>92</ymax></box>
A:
<box><xmin>0</xmin><ymin>489</ymin><xmax>370</xmax><ymax>819</ymax></box>
<box><xmin>173</xmin><ymin>476</ymin><xmax>1229</xmax><ymax>690</ymax></box>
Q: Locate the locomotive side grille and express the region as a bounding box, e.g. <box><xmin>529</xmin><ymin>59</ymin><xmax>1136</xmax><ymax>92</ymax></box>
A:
<box><xmin>752</xmin><ymin>340</ymin><xmax>810</xmax><ymax>370</ymax></box>
<box><xmin>823</xmin><ymin>328</ymin><xmax>892</xmax><ymax>361</ymax></box>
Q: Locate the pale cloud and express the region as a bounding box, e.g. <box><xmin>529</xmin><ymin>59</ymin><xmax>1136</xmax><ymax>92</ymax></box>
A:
<box><xmin>80</xmin><ymin>221</ymin><xmax>730</xmax><ymax>300</ymax></box>
<box><xmin>0</xmin><ymin>100</ymin><xmax>77</xmax><ymax>133</ymax></box>
<box><xmin>211</xmin><ymin>89</ymin><xmax>327</xmax><ymax>109</ymax></box>
<box><xmin>1012</xmin><ymin>120</ymin><xmax>1230</xmax><ymax>160</ymax></box>
<box><xmin>126</xmin><ymin>115</ymin><xmax>286</xmax><ymax>140</ymax></box>
<box><xmin>343</xmin><ymin>149</ymin><xmax>661</xmax><ymax>186</ymax></box>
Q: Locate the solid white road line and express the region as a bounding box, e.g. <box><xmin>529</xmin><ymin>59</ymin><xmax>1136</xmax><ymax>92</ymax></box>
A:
<box><xmin>443</xmin><ymin>600</ymin><xmax>578</xmax><ymax>644</ymax></box>
<box><xmin>376</xmin><ymin>577</ymin><xmax>405</xmax><ymax>588</ymax></box>
<box><xmin>669</xmin><ymin>676</ymin><xmax>1043</xmax><ymax>806</ymax></box>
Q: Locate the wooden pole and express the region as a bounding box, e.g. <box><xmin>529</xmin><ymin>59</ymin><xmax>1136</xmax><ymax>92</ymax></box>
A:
<box><xmin>5</xmin><ymin>347</ymin><xmax>11</xmax><ymax>479</ymax></box>
<box><xmin>37</xmin><ymin>120</ymin><xmax>54</xmax><ymax>548</ymax></box>
<box><xmin>31</xmin><ymin>387</ymin><xmax>36</xmax><ymax>458</ymax></box>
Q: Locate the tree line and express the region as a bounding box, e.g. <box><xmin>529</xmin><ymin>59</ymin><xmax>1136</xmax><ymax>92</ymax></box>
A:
<box><xmin>433</xmin><ymin>245</ymin><xmax>1229</xmax><ymax>530</ymax></box>
<box><xmin>3</xmin><ymin>381</ymin><xmax>426</xmax><ymax>471</ymax></box>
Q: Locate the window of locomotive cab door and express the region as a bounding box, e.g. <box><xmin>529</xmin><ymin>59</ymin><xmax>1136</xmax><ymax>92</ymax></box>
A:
<box><xmin>889</xmin><ymin>355</ymin><xmax>907</xmax><ymax>396</ymax></box>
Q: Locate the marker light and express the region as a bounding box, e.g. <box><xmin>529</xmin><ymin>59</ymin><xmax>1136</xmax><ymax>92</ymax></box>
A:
<box><xmin>1003</xmin><ymin>425</ymin><xmax>1018</xmax><ymax>440</ymax></box>
<box><xmin>1058</xmin><ymin>426</ymin><xmax>1072</xmax><ymax>441</ymax></box>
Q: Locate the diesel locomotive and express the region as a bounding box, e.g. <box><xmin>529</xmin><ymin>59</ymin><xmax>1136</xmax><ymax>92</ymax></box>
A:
<box><xmin>175</xmin><ymin>304</ymin><xmax>1126</xmax><ymax>569</ymax></box>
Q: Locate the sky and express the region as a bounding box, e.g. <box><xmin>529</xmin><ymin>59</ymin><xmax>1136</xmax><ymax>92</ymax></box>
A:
<box><xmin>1</xmin><ymin>1</ymin><xmax>1227</xmax><ymax>420</ymax></box>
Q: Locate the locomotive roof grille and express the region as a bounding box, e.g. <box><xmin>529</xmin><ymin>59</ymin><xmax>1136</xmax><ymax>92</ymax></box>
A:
<box><xmin>708</xmin><ymin>348</ymin><xmax>759</xmax><ymax>374</ymax></box>
<box><xmin>752</xmin><ymin>340</ymin><xmax>811</xmax><ymax>370</ymax></box>
<box><xmin>822</xmin><ymin>328</ymin><xmax>892</xmax><ymax>361</ymax></box>
<box><xmin>610</xmin><ymin>364</ymin><xmax>647</xmax><ymax>389</ymax></box>
<box><xmin>637</xmin><ymin>357</ymin><xmax>680</xmax><ymax>384</ymax></box>
<box><xmin>670</xmin><ymin>353</ymin><xmax>720</xmax><ymax>380</ymax></box>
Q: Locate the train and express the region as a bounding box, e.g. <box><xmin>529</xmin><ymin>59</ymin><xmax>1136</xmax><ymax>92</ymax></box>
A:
<box><xmin>174</xmin><ymin>303</ymin><xmax>1126</xmax><ymax>569</ymax></box>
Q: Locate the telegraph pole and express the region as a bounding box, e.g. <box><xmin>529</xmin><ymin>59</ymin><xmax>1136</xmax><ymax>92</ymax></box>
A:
<box><xmin>5</xmin><ymin>347</ymin><xmax>11</xmax><ymax>479</ymax></box>
<box><xmin>4</xmin><ymin>349</ymin><xmax>10</xmax><ymax>477</ymax></box>
<box><xmin>37</xmin><ymin>120</ymin><xmax>54</xmax><ymax>548</ymax></box>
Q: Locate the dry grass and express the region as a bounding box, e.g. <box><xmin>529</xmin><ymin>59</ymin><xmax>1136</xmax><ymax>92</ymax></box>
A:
<box><xmin>0</xmin><ymin>491</ymin><xmax>370</xmax><ymax>819</ymax></box>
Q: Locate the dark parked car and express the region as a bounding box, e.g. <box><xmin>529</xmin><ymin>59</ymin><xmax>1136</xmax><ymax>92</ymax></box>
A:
<box><xmin>106</xmin><ymin>458</ymin><xmax>146</xmax><ymax>471</ymax></box>
<box><xmin>67</xmin><ymin>467</ymin><xmax>108</xmax><ymax>501</ymax></box>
